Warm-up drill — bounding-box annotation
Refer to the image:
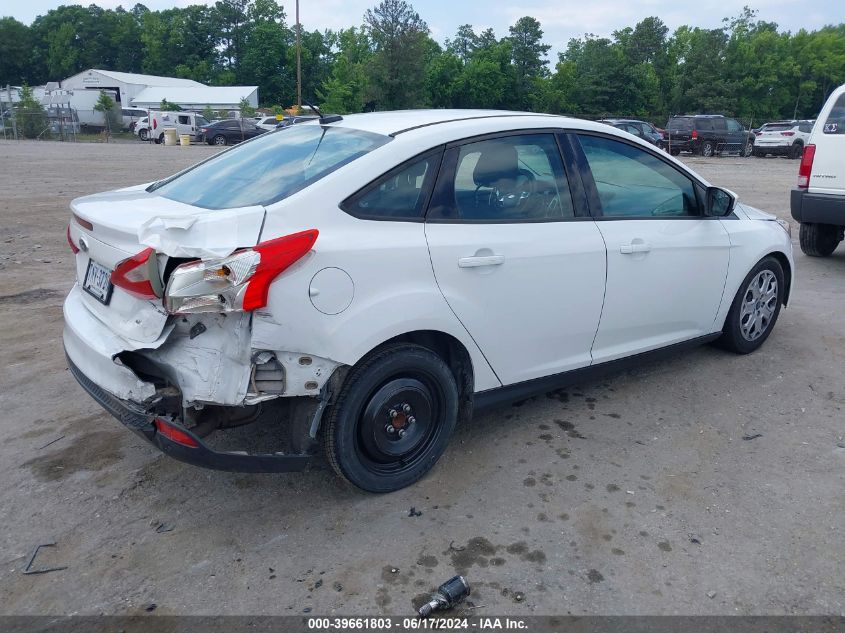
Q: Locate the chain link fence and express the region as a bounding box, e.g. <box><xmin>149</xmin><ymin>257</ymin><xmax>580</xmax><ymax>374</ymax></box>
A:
<box><xmin>1</xmin><ymin>108</ymin><xmax>145</xmax><ymax>142</ymax></box>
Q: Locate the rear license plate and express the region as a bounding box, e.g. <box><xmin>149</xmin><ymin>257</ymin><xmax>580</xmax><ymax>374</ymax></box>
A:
<box><xmin>83</xmin><ymin>260</ymin><xmax>113</xmax><ymax>305</ymax></box>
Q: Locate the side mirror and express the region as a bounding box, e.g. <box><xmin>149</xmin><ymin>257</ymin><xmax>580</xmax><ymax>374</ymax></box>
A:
<box><xmin>705</xmin><ymin>186</ymin><xmax>736</xmax><ymax>217</ymax></box>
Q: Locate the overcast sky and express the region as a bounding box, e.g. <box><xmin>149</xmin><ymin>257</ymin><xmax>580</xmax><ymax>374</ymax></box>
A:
<box><xmin>5</xmin><ymin>0</ymin><xmax>840</xmax><ymax>62</ymax></box>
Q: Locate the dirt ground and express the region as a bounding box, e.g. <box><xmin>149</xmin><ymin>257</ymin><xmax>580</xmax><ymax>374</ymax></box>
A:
<box><xmin>0</xmin><ymin>139</ymin><xmax>842</xmax><ymax>617</ymax></box>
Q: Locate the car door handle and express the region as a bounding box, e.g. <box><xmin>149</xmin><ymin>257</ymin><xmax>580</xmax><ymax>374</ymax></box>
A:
<box><xmin>620</xmin><ymin>241</ymin><xmax>651</xmax><ymax>254</ymax></box>
<box><xmin>458</xmin><ymin>255</ymin><xmax>505</xmax><ymax>268</ymax></box>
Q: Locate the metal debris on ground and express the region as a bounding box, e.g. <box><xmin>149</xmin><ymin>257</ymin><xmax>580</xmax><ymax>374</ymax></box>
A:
<box><xmin>688</xmin><ymin>534</ymin><xmax>703</xmax><ymax>545</ymax></box>
<box><xmin>742</xmin><ymin>433</ymin><xmax>763</xmax><ymax>441</ymax></box>
<box><xmin>418</xmin><ymin>575</ymin><xmax>471</xmax><ymax>617</ymax></box>
<box><xmin>154</xmin><ymin>522</ymin><xmax>175</xmax><ymax>533</ymax></box>
<box><xmin>408</xmin><ymin>507</ymin><xmax>422</xmax><ymax>517</ymax></box>
<box><xmin>22</xmin><ymin>543</ymin><xmax>68</xmax><ymax>575</ymax></box>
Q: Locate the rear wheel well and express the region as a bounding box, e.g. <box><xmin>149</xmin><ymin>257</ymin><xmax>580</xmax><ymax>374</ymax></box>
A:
<box><xmin>377</xmin><ymin>331</ymin><xmax>475</xmax><ymax>423</ymax></box>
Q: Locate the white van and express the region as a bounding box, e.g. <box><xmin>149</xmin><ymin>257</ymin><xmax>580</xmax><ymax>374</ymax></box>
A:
<box><xmin>148</xmin><ymin>111</ymin><xmax>210</xmax><ymax>144</ymax></box>
<box><xmin>791</xmin><ymin>83</ymin><xmax>845</xmax><ymax>256</ymax></box>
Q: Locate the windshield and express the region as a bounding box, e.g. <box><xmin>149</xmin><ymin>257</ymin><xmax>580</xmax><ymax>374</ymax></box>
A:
<box><xmin>149</xmin><ymin>125</ymin><xmax>391</xmax><ymax>209</ymax></box>
<box><xmin>668</xmin><ymin>118</ymin><xmax>693</xmax><ymax>130</ymax></box>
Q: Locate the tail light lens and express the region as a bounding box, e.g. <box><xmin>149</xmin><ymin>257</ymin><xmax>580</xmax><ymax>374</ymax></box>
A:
<box><xmin>111</xmin><ymin>247</ymin><xmax>160</xmax><ymax>299</ymax></box>
<box><xmin>781</xmin><ymin>131</ymin><xmax>795</xmax><ymax>136</ymax></box>
<box><xmin>67</xmin><ymin>225</ymin><xmax>79</xmax><ymax>254</ymax></box>
<box><xmin>798</xmin><ymin>144</ymin><xmax>815</xmax><ymax>189</ymax></box>
<box><xmin>691</xmin><ymin>130</ymin><xmax>698</xmax><ymax>140</ymax></box>
<box><xmin>164</xmin><ymin>229</ymin><xmax>318</xmax><ymax>314</ymax></box>
<box><xmin>153</xmin><ymin>118</ymin><xmax>157</xmax><ymax>129</ymax></box>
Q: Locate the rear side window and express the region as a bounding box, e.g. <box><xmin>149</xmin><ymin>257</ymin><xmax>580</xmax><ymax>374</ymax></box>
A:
<box><xmin>429</xmin><ymin>134</ymin><xmax>575</xmax><ymax>222</ymax></box>
<box><xmin>579</xmin><ymin>135</ymin><xmax>700</xmax><ymax>218</ymax></box>
<box><xmin>709</xmin><ymin>118</ymin><xmax>725</xmax><ymax>131</ymax></box>
<box><xmin>823</xmin><ymin>94</ymin><xmax>845</xmax><ymax>134</ymax></box>
<box><xmin>150</xmin><ymin>125</ymin><xmax>391</xmax><ymax>209</ymax></box>
<box><xmin>342</xmin><ymin>152</ymin><xmax>442</xmax><ymax>220</ymax></box>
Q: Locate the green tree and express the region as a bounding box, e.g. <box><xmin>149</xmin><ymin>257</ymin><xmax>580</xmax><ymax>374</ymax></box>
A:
<box><xmin>508</xmin><ymin>16</ymin><xmax>551</xmax><ymax>110</ymax></box>
<box><xmin>15</xmin><ymin>84</ymin><xmax>47</xmax><ymax>139</ymax></box>
<box><xmin>159</xmin><ymin>98</ymin><xmax>181</xmax><ymax>111</ymax></box>
<box><xmin>0</xmin><ymin>18</ymin><xmax>32</xmax><ymax>86</ymax></box>
<box><xmin>364</xmin><ymin>0</ymin><xmax>430</xmax><ymax>109</ymax></box>
<box><xmin>94</xmin><ymin>91</ymin><xmax>120</xmax><ymax>134</ymax></box>
<box><xmin>238</xmin><ymin>96</ymin><xmax>256</xmax><ymax>116</ymax></box>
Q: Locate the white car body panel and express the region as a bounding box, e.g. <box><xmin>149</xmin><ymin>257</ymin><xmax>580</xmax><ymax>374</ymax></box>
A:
<box><xmin>425</xmin><ymin>221</ymin><xmax>606</xmax><ymax>384</ymax></box>
<box><xmin>591</xmin><ymin>218</ymin><xmax>731</xmax><ymax>363</ymax></box>
<box><xmin>808</xmin><ymin>84</ymin><xmax>845</xmax><ymax>196</ymax></box>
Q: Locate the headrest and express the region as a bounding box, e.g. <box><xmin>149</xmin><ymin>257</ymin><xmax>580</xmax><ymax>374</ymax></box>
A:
<box><xmin>473</xmin><ymin>143</ymin><xmax>519</xmax><ymax>188</ymax></box>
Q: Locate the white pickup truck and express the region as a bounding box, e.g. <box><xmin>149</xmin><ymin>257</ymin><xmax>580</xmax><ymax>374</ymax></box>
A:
<box><xmin>791</xmin><ymin>83</ymin><xmax>845</xmax><ymax>256</ymax></box>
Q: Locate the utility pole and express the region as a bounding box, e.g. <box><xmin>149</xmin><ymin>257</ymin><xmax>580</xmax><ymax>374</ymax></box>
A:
<box><xmin>296</xmin><ymin>0</ymin><xmax>302</xmax><ymax>111</ymax></box>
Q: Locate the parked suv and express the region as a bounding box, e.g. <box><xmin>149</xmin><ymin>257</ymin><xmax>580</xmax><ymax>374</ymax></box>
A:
<box><xmin>791</xmin><ymin>84</ymin><xmax>845</xmax><ymax>256</ymax></box>
<box><xmin>665</xmin><ymin>115</ymin><xmax>754</xmax><ymax>157</ymax></box>
<box><xmin>753</xmin><ymin>120</ymin><xmax>813</xmax><ymax>159</ymax></box>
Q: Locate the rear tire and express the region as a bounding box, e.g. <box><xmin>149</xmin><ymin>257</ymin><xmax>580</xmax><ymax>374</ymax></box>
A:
<box><xmin>139</xmin><ymin>129</ymin><xmax>148</xmax><ymax>141</ymax></box>
<box><xmin>799</xmin><ymin>223</ymin><xmax>841</xmax><ymax>257</ymax></box>
<box><xmin>700</xmin><ymin>141</ymin><xmax>715</xmax><ymax>157</ymax></box>
<box><xmin>789</xmin><ymin>142</ymin><xmax>803</xmax><ymax>159</ymax></box>
<box><xmin>324</xmin><ymin>343</ymin><xmax>459</xmax><ymax>493</ymax></box>
<box><xmin>717</xmin><ymin>256</ymin><xmax>784</xmax><ymax>354</ymax></box>
<box><xmin>213</xmin><ymin>134</ymin><xmax>227</xmax><ymax>146</ymax></box>
<box><xmin>670</xmin><ymin>147</ymin><xmax>681</xmax><ymax>156</ymax></box>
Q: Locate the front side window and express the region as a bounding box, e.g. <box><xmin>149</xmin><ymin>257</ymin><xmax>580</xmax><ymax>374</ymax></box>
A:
<box><xmin>343</xmin><ymin>153</ymin><xmax>440</xmax><ymax>220</ymax></box>
<box><xmin>726</xmin><ymin>118</ymin><xmax>743</xmax><ymax>132</ymax></box>
<box><xmin>823</xmin><ymin>94</ymin><xmax>845</xmax><ymax>134</ymax></box>
<box><xmin>578</xmin><ymin>135</ymin><xmax>700</xmax><ymax>218</ymax></box>
<box><xmin>431</xmin><ymin>134</ymin><xmax>575</xmax><ymax>222</ymax></box>
<box><xmin>150</xmin><ymin>125</ymin><xmax>391</xmax><ymax>209</ymax></box>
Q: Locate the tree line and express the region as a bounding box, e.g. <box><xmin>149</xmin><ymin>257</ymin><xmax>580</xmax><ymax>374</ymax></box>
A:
<box><xmin>1</xmin><ymin>0</ymin><xmax>844</xmax><ymax>124</ymax></box>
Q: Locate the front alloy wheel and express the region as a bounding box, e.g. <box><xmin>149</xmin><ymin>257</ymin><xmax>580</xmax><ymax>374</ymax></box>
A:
<box><xmin>324</xmin><ymin>343</ymin><xmax>459</xmax><ymax>492</ymax></box>
<box><xmin>717</xmin><ymin>256</ymin><xmax>784</xmax><ymax>354</ymax></box>
<box><xmin>742</xmin><ymin>141</ymin><xmax>753</xmax><ymax>157</ymax></box>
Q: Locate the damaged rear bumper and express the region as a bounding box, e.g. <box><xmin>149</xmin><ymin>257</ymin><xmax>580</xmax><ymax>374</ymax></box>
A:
<box><xmin>66</xmin><ymin>354</ymin><xmax>311</xmax><ymax>473</ymax></box>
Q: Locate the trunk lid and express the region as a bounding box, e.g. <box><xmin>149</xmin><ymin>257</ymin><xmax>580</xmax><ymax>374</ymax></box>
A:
<box><xmin>69</xmin><ymin>186</ymin><xmax>265</xmax><ymax>344</ymax></box>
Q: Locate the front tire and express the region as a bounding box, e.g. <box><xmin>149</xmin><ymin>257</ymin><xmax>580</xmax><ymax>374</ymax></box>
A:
<box><xmin>324</xmin><ymin>343</ymin><xmax>459</xmax><ymax>493</ymax></box>
<box><xmin>670</xmin><ymin>147</ymin><xmax>681</xmax><ymax>156</ymax></box>
<box><xmin>717</xmin><ymin>257</ymin><xmax>784</xmax><ymax>354</ymax></box>
<box><xmin>742</xmin><ymin>140</ymin><xmax>753</xmax><ymax>157</ymax></box>
<box><xmin>799</xmin><ymin>223</ymin><xmax>841</xmax><ymax>257</ymax></box>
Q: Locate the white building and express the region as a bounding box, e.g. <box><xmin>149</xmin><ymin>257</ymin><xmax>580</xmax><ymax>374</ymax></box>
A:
<box><xmin>130</xmin><ymin>85</ymin><xmax>259</xmax><ymax>112</ymax></box>
<box><xmin>60</xmin><ymin>69</ymin><xmax>205</xmax><ymax>108</ymax></box>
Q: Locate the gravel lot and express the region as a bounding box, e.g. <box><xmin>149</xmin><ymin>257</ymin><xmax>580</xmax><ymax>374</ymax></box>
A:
<box><xmin>0</xmin><ymin>140</ymin><xmax>843</xmax><ymax>616</ymax></box>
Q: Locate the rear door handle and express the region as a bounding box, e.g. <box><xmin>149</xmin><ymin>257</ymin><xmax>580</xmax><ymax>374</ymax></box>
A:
<box><xmin>620</xmin><ymin>241</ymin><xmax>651</xmax><ymax>254</ymax></box>
<box><xmin>458</xmin><ymin>255</ymin><xmax>505</xmax><ymax>268</ymax></box>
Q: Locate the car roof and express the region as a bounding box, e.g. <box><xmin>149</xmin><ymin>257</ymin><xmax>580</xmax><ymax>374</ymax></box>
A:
<box><xmin>327</xmin><ymin>109</ymin><xmax>558</xmax><ymax>136</ymax></box>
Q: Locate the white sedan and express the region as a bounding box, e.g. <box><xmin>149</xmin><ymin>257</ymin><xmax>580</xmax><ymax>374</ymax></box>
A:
<box><xmin>64</xmin><ymin>110</ymin><xmax>794</xmax><ymax>492</ymax></box>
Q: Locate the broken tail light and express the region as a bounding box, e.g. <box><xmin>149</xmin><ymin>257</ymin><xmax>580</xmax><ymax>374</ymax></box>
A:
<box><xmin>164</xmin><ymin>230</ymin><xmax>318</xmax><ymax>314</ymax></box>
<box><xmin>111</xmin><ymin>247</ymin><xmax>160</xmax><ymax>299</ymax></box>
<box><xmin>798</xmin><ymin>144</ymin><xmax>815</xmax><ymax>189</ymax></box>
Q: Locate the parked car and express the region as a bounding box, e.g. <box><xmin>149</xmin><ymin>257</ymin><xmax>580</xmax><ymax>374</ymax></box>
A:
<box><xmin>198</xmin><ymin>119</ymin><xmax>267</xmax><ymax>145</ymax></box>
<box><xmin>791</xmin><ymin>84</ymin><xmax>845</xmax><ymax>256</ymax></box>
<box><xmin>665</xmin><ymin>115</ymin><xmax>755</xmax><ymax>157</ymax></box>
<box><xmin>64</xmin><ymin>110</ymin><xmax>793</xmax><ymax>492</ymax></box>
<box><xmin>135</xmin><ymin>117</ymin><xmax>149</xmax><ymax>140</ymax></box>
<box><xmin>121</xmin><ymin>107</ymin><xmax>148</xmax><ymax>133</ymax></box>
<box><xmin>598</xmin><ymin>119</ymin><xmax>663</xmax><ymax>146</ymax></box>
<box><xmin>753</xmin><ymin>120</ymin><xmax>814</xmax><ymax>159</ymax></box>
<box><xmin>148</xmin><ymin>111</ymin><xmax>210</xmax><ymax>144</ymax></box>
<box><xmin>255</xmin><ymin>115</ymin><xmax>282</xmax><ymax>131</ymax></box>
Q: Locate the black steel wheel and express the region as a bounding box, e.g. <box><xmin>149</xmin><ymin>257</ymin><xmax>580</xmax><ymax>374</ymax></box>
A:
<box><xmin>324</xmin><ymin>343</ymin><xmax>459</xmax><ymax>492</ymax></box>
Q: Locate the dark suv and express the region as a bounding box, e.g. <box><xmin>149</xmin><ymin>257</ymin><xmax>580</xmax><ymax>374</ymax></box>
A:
<box><xmin>665</xmin><ymin>115</ymin><xmax>755</xmax><ymax>157</ymax></box>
